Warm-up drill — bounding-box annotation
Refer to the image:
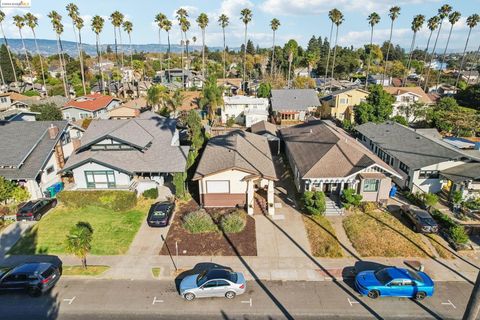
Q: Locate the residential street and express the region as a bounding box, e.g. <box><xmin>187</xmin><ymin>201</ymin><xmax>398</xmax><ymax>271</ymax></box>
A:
<box><xmin>0</xmin><ymin>278</ymin><xmax>473</xmax><ymax>320</ymax></box>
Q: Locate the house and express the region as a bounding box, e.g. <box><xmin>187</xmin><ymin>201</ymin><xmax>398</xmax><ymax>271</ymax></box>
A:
<box><xmin>217</xmin><ymin>78</ymin><xmax>242</xmax><ymax>95</ymax></box>
<box><xmin>24</xmin><ymin>95</ymin><xmax>69</xmax><ymax>110</ymax></box>
<box><xmin>367</xmin><ymin>74</ymin><xmax>392</xmax><ymax>86</ymax></box>
<box><xmin>193</xmin><ymin>130</ymin><xmax>278</xmax><ymax>215</ymax></box>
<box><xmin>157</xmin><ymin>69</ymin><xmax>205</xmax><ymax>89</ymax></box>
<box><xmin>48</xmin><ymin>65</ymin><xmax>65</xmax><ymax>78</ymax></box>
<box><xmin>222</xmin><ymin>95</ymin><xmax>269</xmax><ymax>128</ymax></box>
<box><xmin>0</xmin><ymin>92</ymin><xmax>31</xmax><ymax>110</ymax></box>
<box><xmin>428</xmin><ymin>83</ymin><xmax>457</xmax><ymax>96</ymax></box>
<box><xmin>251</xmin><ymin>120</ymin><xmax>280</xmax><ymax>155</ymax></box>
<box><xmin>294</xmin><ymin>67</ymin><xmax>311</xmax><ymax>78</ymax></box>
<box><xmin>0</xmin><ymin>108</ymin><xmax>39</xmax><ymax>122</ymax></box>
<box><xmin>383</xmin><ymin>87</ymin><xmax>433</xmax><ymax>122</ymax></box>
<box><xmin>62</xmin><ymin>112</ymin><xmax>189</xmax><ymax>192</ymax></box>
<box><xmin>355</xmin><ymin>121</ymin><xmax>480</xmax><ymax>194</ymax></box>
<box><xmin>62</xmin><ymin>94</ymin><xmax>121</xmax><ymax>121</ymax></box>
<box><xmin>440</xmin><ymin>162</ymin><xmax>480</xmax><ymax>201</ymax></box>
<box><xmin>457</xmin><ymin>70</ymin><xmax>479</xmax><ymax>84</ymax></box>
<box><xmin>280</xmin><ymin>120</ymin><xmax>400</xmax><ymax>207</ymax></box>
<box><xmin>319</xmin><ymin>87</ymin><xmax>369</xmax><ymax>122</ymax></box>
<box><xmin>92</xmin><ymin>60</ymin><xmax>115</xmax><ymax>72</ymax></box>
<box><xmin>0</xmin><ymin>121</ymin><xmax>84</xmax><ymax>199</ymax></box>
<box><xmin>270</xmin><ymin>89</ymin><xmax>320</xmax><ymax>122</ymax></box>
<box><xmin>108</xmin><ymin>106</ymin><xmax>141</xmax><ymax>119</ymax></box>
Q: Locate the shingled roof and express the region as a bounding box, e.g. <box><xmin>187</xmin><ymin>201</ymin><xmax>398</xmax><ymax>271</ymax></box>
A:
<box><xmin>271</xmin><ymin>89</ymin><xmax>320</xmax><ymax>111</ymax></box>
<box><xmin>63</xmin><ymin>94</ymin><xmax>120</xmax><ymax>112</ymax></box>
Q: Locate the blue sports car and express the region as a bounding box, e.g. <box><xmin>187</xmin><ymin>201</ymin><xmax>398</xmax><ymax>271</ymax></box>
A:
<box><xmin>355</xmin><ymin>267</ymin><xmax>434</xmax><ymax>300</ymax></box>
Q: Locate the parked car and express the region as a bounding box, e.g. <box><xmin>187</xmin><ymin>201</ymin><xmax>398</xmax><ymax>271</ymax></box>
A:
<box><xmin>400</xmin><ymin>205</ymin><xmax>438</xmax><ymax>233</ymax></box>
<box><xmin>179</xmin><ymin>268</ymin><xmax>246</xmax><ymax>301</ymax></box>
<box><xmin>147</xmin><ymin>201</ymin><xmax>175</xmax><ymax>227</ymax></box>
<box><xmin>355</xmin><ymin>267</ymin><xmax>434</xmax><ymax>300</ymax></box>
<box><xmin>16</xmin><ymin>198</ymin><xmax>57</xmax><ymax>221</ymax></box>
<box><xmin>0</xmin><ymin>262</ymin><xmax>62</xmax><ymax>297</ymax></box>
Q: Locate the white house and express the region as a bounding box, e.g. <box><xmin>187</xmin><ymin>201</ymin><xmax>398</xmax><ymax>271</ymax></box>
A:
<box><xmin>221</xmin><ymin>95</ymin><xmax>269</xmax><ymax>128</ymax></box>
<box><xmin>367</xmin><ymin>74</ymin><xmax>392</xmax><ymax>86</ymax></box>
<box><xmin>383</xmin><ymin>87</ymin><xmax>433</xmax><ymax>122</ymax></box>
<box><xmin>62</xmin><ymin>94</ymin><xmax>121</xmax><ymax>121</ymax></box>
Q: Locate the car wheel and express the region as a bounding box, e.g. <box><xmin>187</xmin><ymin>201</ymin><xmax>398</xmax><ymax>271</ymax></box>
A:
<box><xmin>28</xmin><ymin>287</ymin><xmax>41</xmax><ymax>297</ymax></box>
<box><xmin>35</xmin><ymin>214</ymin><xmax>42</xmax><ymax>221</ymax></box>
<box><xmin>415</xmin><ymin>292</ymin><xmax>426</xmax><ymax>300</ymax></box>
<box><xmin>225</xmin><ymin>291</ymin><xmax>236</xmax><ymax>299</ymax></box>
<box><xmin>367</xmin><ymin>290</ymin><xmax>380</xmax><ymax>299</ymax></box>
<box><xmin>184</xmin><ymin>293</ymin><xmax>195</xmax><ymax>301</ymax></box>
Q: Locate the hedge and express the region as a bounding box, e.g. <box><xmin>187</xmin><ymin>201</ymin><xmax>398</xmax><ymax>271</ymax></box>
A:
<box><xmin>220</xmin><ymin>210</ymin><xmax>247</xmax><ymax>233</ymax></box>
<box><xmin>57</xmin><ymin>190</ymin><xmax>137</xmax><ymax>211</ymax></box>
<box><xmin>182</xmin><ymin>209</ymin><xmax>218</xmax><ymax>234</ymax></box>
<box><xmin>302</xmin><ymin>191</ymin><xmax>326</xmax><ymax>215</ymax></box>
<box><xmin>430</xmin><ymin>209</ymin><xmax>469</xmax><ymax>245</ymax></box>
<box><xmin>143</xmin><ymin>188</ymin><xmax>158</xmax><ymax>199</ymax></box>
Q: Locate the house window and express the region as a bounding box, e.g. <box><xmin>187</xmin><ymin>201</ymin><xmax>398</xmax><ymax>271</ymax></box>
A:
<box><xmin>363</xmin><ymin>179</ymin><xmax>379</xmax><ymax>192</ymax></box>
<box><xmin>339</xmin><ymin>98</ymin><xmax>348</xmax><ymax>104</ymax></box>
<box><xmin>85</xmin><ymin>170</ymin><xmax>116</xmax><ymax>189</ymax></box>
<box><xmin>46</xmin><ymin>165</ymin><xmax>55</xmax><ymax>175</ymax></box>
<box><xmin>419</xmin><ymin>170</ymin><xmax>439</xmax><ymax>179</ymax></box>
<box><xmin>399</xmin><ymin>162</ymin><xmax>409</xmax><ymax>174</ymax></box>
<box><xmin>205</xmin><ymin>180</ymin><xmax>230</xmax><ymax>193</ymax></box>
<box><xmin>0</xmin><ymin>97</ymin><xmax>7</xmax><ymax>103</ymax></box>
<box><xmin>80</xmin><ymin>113</ymin><xmax>89</xmax><ymax>119</ymax></box>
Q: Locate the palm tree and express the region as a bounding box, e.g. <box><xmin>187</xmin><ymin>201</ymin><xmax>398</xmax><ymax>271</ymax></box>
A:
<box><xmin>65</xmin><ymin>222</ymin><xmax>93</xmax><ymax>269</ymax></box>
<box><xmin>455</xmin><ymin>14</ymin><xmax>480</xmax><ymax>87</ymax></box>
<box><xmin>66</xmin><ymin>3</ymin><xmax>86</xmax><ymax>95</ymax></box>
<box><xmin>13</xmin><ymin>15</ymin><xmax>34</xmax><ymax>86</ymax></box>
<box><xmin>323</xmin><ymin>9</ymin><xmax>337</xmax><ymax>87</ymax></box>
<box><xmin>424</xmin><ymin>4</ymin><xmax>452</xmax><ymax>91</ymax></box>
<box><xmin>25</xmin><ymin>13</ymin><xmax>47</xmax><ymax>96</ymax></box>
<box><xmin>218</xmin><ymin>14</ymin><xmax>229</xmax><ymax>81</ymax></box>
<box><xmin>176</xmin><ymin>8</ymin><xmax>189</xmax><ymax>70</ymax></box>
<box><xmin>382</xmin><ymin>6</ymin><xmax>401</xmax><ymax>83</ymax></box>
<box><xmin>364</xmin><ymin>12</ymin><xmax>381</xmax><ymax>90</ymax></box>
<box><xmin>48</xmin><ymin>11</ymin><xmax>68</xmax><ymax>97</ymax></box>
<box><xmin>0</xmin><ymin>10</ymin><xmax>18</xmax><ymax>85</ymax></box>
<box><xmin>240</xmin><ymin>8</ymin><xmax>253</xmax><ymax>84</ymax></box>
<box><xmin>403</xmin><ymin>15</ymin><xmax>425</xmax><ymax>87</ymax></box>
<box><xmin>285</xmin><ymin>40</ymin><xmax>298</xmax><ymax>87</ymax></box>
<box><xmin>154</xmin><ymin>13</ymin><xmax>166</xmax><ymax>72</ymax></box>
<box><xmin>435</xmin><ymin>11</ymin><xmax>461</xmax><ymax>86</ymax></box>
<box><xmin>419</xmin><ymin>16</ymin><xmax>440</xmax><ymax>82</ymax></box>
<box><xmin>196</xmin><ymin>13</ymin><xmax>209</xmax><ymax>79</ymax></box>
<box><xmin>110</xmin><ymin>11</ymin><xmax>124</xmax><ymax>68</ymax></box>
<box><xmin>162</xmin><ymin>19</ymin><xmax>172</xmax><ymax>73</ymax></box>
<box><xmin>270</xmin><ymin>18</ymin><xmax>280</xmax><ymax>77</ymax></box>
<box><xmin>122</xmin><ymin>20</ymin><xmax>133</xmax><ymax>67</ymax></box>
<box><xmin>330</xmin><ymin>9</ymin><xmax>344</xmax><ymax>80</ymax></box>
<box><xmin>91</xmin><ymin>15</ymin><xmax>106</xmax><ymax>95</ymax></box>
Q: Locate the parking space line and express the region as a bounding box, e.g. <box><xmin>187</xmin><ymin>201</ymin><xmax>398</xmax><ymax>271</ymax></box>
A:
<box><xmin>241</xmin><ymin>298</ymin><xmax>252</xmax><ymax>307</ymax></box>
<box><xmin>63</xmin><ymin>297</ymin><xmax>76</xmax><ymax>305</ymax></box>
<box><xmin>347</xmin><ymin>298</ymin><xmax>359</xmax><ymax>307</ymax></box>
<box><xmin>152</xmin><ymin>297</ymin><xmax>164</xmax><ymax>305</ymax></box>
<box><xmin>441</xmin><ymin>300</ymin><xmax>456</xmax><ymax>309</ymax></box>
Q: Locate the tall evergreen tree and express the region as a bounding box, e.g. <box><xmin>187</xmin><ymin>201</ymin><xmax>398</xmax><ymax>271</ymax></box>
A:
<box><xmin>382</xmin><ymin>6</ymin><xmax>400</xmax><ymax>82</ymax></box>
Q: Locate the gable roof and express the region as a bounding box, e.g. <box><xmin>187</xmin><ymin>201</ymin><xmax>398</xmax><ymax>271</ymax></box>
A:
<box><xmin>383</xmin><ymin>86</ymin><xmax>433</xmax><ymax>104</ymax></box>
<box><xmin>251</xmin><ymin>120</ymin><xmax>278</xmax><ymax>136</ymax></box>
<box><xmin>326</xmin><ymin>87</ymin><xmax>369</xmax><ymax>98</ymax></box>
<box><xmin>271</xmin><ymin>89</ymin><xmax>320</xmax><ymax>111</ymax></box>
<box><xmin>123</xmin><ymin>97</ymin><xmax>147</xmax><ymax>110</ymax></box>
<box><xmin>63</xmin><ymin>94</ymin><xmax>119</xmax><ymax>112</ymax></box>
<box><xmin>193</xmin><ymin>130</ymin><xmax>277</xmax><ymax>181</ymax></box>
<box><xmin>280</xmin><ymin>120</ymin><xmax>397</xmax><ymax>179</ymax></box>
<box><xmin>355</xmin><ymin>122</ymin><xmax>466</xmax><ymax>170</ymax></box>
<box><xmin>441</xmin><ymin>162</ymin><xmax>480</xmax><ymax>183</ymax></box>
<box><xmin>217</xmin><ymin>78</ymin><xmax>242</xmax><ymax>88</ymax></box>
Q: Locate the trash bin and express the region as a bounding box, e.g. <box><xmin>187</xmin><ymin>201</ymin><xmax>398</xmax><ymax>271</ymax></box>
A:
<box><xmin>389</xmin><ymin>185</ymin><xmax>397</xmax><ymax>198</ymax></box>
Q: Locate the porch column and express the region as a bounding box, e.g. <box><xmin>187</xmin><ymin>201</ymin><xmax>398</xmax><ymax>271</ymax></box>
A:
<box><xmin>247</xmin><ymin>180</ymin><xmax>254</xmax><ymax>215</ymax></box>
<box><xmin>319</xmin><ymin>181</ymin><xmax>324</xmax><ymax>192</ymax></box>
<box><xmin>267</xmin><ymin>180</ymin><xmax>275</xmax><ymax>216</ymax></box>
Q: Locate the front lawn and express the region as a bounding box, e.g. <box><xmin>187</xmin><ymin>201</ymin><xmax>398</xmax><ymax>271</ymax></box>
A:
<box><xmin>62</xmin><ymin>265</ymin><xmax>110</xmax><ymax>276</ymax></box>
<box><xmin>425</xmin><ymin>234</ymin><xmax>455</xmax><ymax>259</ymax></box>
<box><xmin>303</xmin><ymin>215</ymin><xmax>344</xmax><ymax>258</ymax></box>
<box><xmin>343</xmin><ymin>210</ymin><xmax>433</xmax><ymax>257</ymax></box>
<box><xmin>9</xmin><ymin>205</ymin><xmax>146</xmax><ymax>255</ymax></box>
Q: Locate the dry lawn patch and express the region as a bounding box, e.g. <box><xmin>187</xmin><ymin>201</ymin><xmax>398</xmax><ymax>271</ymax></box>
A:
<box><xmin>303</xmin><ymin>215</ymin><xmax>344</xmax><ymax>258</ymax></box>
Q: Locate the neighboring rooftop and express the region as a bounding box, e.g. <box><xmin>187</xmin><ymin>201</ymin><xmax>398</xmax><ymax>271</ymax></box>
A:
<box><xmin>63</xmin><ymin>93</ymin><xmax>120</xmax><ymax>112</ymax></box>
<box><xmin>383</xmin><ymin>86</ymin><xmax>433</xmax><ymax>104</ymax></box>
<box><xmin>122</xmin><ymin>97</ymin><xmax>147</xmax><ymax>110</ymax></box>
<box><xmin>224</xmin><ymin>95</ymin><xmax>268</xmax><ymax>105</ymax></box>
<box><xmin>271</xmin><ymin>89</ymin><xmax>320</xmax><ymax>111</ymax></box>
<box><xmin>251</xmin><ymin>120</ymin><xmax>278</xmax><ymax>137</ymax></box>
<box><xmin>440</xmin><ymin>162</ymin><xmax>480</xmax><ymax>183</ymax></box>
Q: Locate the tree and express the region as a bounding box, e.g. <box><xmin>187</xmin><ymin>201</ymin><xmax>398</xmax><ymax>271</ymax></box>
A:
<box><xmin>420</xmin><ymin>16</ymin><xmax>440</xmax><ymax>82</ymax></box>
<box><xmin>422</xmin><ymin>193</ymin><xmax>438</xmax><ymax>209</ymax></box>
<box><xmin>436</xmin><ymin>96</ymin><xmax>459</xmax><ymax>110</ymax></box>
<box><xmin>65</xmin><ymin>222</ymin><xmax>93</xmax><ymax>269</ymax></box>
<box><xmin>341</xmin><ymin>188</ymin><xmax>363</xmax><ymax>209</ymax></box>
<box><xmin>456</xmin><ymin>84</ymin><xmax>480</xmax><ymax>109</ymax></box>
<box><xmin>122</xmin><ymin>21</ymin><xmax>133</xmax><ymax>67</ymax></box>
<box><xmin>330</xmin><ymin>9</ymin><xmax>344</xmax><ymax>80</ymax></box>
<box><xmin>354</xmin><ymin>84</ymin><xmax>394</xmax><ymax>124</ymax></box>
<box><xmin>0</xmin><ymin>10</ymin><xmax>19</xmax><ymax>84</ymax></box>
<box><xmin>218</xmin><ymin>14</ymin><xmax>229</xmax><ymax>81</ymax></box>
<box><xmin>91</xmin><ymin>15</ymin><xmax>106</xmax><ymax>95</ymax></box>
<box><xmin>285</xmin><ymin>39</ymin><xmax>298</xmax><ymax>87</ymax></box>
<box><xmin>173</xmin><ymin>172</ymin><xmax>187</xmax><ymax>200</ymax></box>
<box><xmin>302</xmin><ymin>191</ymin><xmax>326</xmax><ymax>215</ymax></box>
<box><xmin>66</xmin><ymin>3</ymin><xmax>86</xmax><ymax>96</ymax></box>
<box><xmin>176</xmin><ymin>8</ymin><xmax>190</xmax><ymax>70</ymax></box>
<box><xmin>200</xmin><ymin>76</ymin><xmax>224</xmax><ymax>122</ymax></box>
<box><xmin>154</xmin><ymin>13</ymin><xmax>167</xmax><ymax>73</ymax></box>
<box><xmin>403</xmin><ymin>15</ymin><xmax>425</xmax><ymax>87</ymax></box>
<box><xmin>257</xmin><ymin>82</ymin><xmax>271</xmax><ymax>98</ymax></box>
<box><xmin>240</xmin><ymin>8</ymin><xmax>253</xmax><ymax>82</ymax></box>
<box><xmin>455</xmin><ymin>14</ymin><xmax>479</xmax><ymax>87</ymax></box>
<box><xmin>25</xmin><ymin>12</ymin><xmax>47</xmax><ymax>95</ymax></box>
<box><xmin>146</xmin><ymin>84</ymin><xmax>169</xmax><ymax>111</ymax></box>
<box><xmin>0</xmin><ymin>45</ymin><xmax>21</xmax><ymax>83</ymax></box>
<box><xmin>196</xmin><ymin>13</ymin><xmax>209</xmax><ymax>79</ymax></box>
<box><xmin>48</xmin><ymin>11</ymin><xmax>68</xmax><ymax>97</ymax></box>
<box><xmin>397</xmin><ymin>101</ymin><xmax>426</xmax><ymax>122</ymax></box>
<box><xmin>0</xmin><ymin>177</ymin><xmax>15</xmax><ymax>204</ymax></box>
<box><xmin>324</xmin><ymin>9</ymin><xmax>337</xmax><ymax>85</ymax></box>
<box><xmin>30</xmin><ymin>103</ymin><xmax>63</xmax><ymax>121</ymax></box>
<box><xmin>292</xmin><ymin>76</ymin><xmax>315</xmax><ymax>89</ymax></box>
<box><xmin>391</xmin><ymin>115</ymin><xmax>408</xmax><ymax>126</ymax></box>
<box><xmin>11</xmin><ymin>186</ymin><xmax>29</xmax><ymax>203</ymax></box>
<box><xmin>161</xmin><ymin>19</ymin><xmax>172</xmax><ymax>72</ymax></box>
<box><xmin>110</xmin><ymin>11</ymin><xmax>125</xmax><ymax>68</ymax></box>
<box><xmin>365</xmin><ymin>12</ymin><xmax>381</xmax><ymax>90</ymax></box>
<box><xmin>436</xmin><ymin>11</ymin><xmax>461</xmax><ymax>87</ymax></box>
<box><xmin>13</xmin><ymin>14</ymin><xmax>34</xmax><ymax>86</ymax></box>
<box><xmin>382</xmin><ymin>6</ymin><xmax>401</xmax><ymax>83</ymax></box>
<box><xmin>270</xmin><ymin>18</ymin><xmax>280</xmax><ymax>77</ymax></box>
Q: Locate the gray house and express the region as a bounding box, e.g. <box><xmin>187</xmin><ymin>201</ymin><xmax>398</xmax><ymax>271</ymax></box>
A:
<box><xmin>270</xmin><ymin>89</ymin><xmax>320</xmax><ymax>122</ymax></box>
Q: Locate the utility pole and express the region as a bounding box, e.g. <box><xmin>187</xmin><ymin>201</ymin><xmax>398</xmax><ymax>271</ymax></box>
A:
<box><xmin>463</xmin><ymin>271</ymin><xmax>480</xmax><ymax>320</ymax></box>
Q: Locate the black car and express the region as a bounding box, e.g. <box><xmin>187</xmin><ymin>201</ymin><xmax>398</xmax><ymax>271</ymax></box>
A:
<box><xmin>0</xmin><ymin>262</ymin><xmax>61</xmax><ymax>296</ymax></box>
<box><xmin>147</xmin><ymin>201</ymin><xmax>174</xmax><ymax>227</ymax></box>
<box><xmin>401</xmin><ymin>205</ymin><xmax>439</xmax><ymax>233</ymax></box>
<box><xmin>17</xmin><ymin>198</ymin><xmax>57</xmax><ymax>221</ymax></box>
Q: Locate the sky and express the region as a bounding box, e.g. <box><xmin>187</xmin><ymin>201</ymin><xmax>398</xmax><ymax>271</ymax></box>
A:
<box><xmin>0</xmin><ymin>0</ymin><xmax>479</xmax><ymax>52</ymax></box>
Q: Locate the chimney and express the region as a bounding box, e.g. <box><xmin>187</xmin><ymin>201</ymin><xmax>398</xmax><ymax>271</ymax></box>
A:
<box><xmin>72</xmin><ymin>138</ymin><xmax>82</xmax><ymax>151</ymax></box>
<box><xmin>48</xmin><ymin>124</ymin><xmax>59</xmax><ymax>140</ymax></box>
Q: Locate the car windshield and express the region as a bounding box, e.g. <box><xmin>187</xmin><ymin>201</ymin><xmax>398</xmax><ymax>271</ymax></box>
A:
<box><xmin>374</xmin><ymin>269</ymin><xmax>393</xmax><ymax>285</ymax></box>
<box><xmin>407</xmin><ymin>270</ymin><xmax>423</xmax><ymax>282</ymax></box>
<box><xmin>419</xmin><ymin>217</ymin><xmax>435</xmax><ymax>225</ymax></box>
<box><xmin>196</xmin><ymin>270</ymin><xmax>208</xmax><ymax>286</ymax></box>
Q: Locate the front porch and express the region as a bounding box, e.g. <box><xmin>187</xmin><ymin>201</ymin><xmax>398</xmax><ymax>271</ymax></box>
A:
<box><xmin>244</xmin><ymin>176</ymin><xmax>275</xmax><ymax>216</ymax></box>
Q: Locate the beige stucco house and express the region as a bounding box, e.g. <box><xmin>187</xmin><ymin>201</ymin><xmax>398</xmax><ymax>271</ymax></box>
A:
<box><xmin>320</xmin><ymin>88</ymin><xmax>369</xmax><ymax>122</ymax></box>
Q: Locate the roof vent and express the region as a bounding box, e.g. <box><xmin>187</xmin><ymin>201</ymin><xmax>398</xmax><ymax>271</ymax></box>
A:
<box><xmin>416</xmin><ymin>137</ymin><xmax>421</xmax><ymax>140</ymax></box>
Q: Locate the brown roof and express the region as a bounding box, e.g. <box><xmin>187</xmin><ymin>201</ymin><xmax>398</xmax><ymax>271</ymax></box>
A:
<box><xmin>63</xmin><ymin>94</ymin><xmax>120</xmax><ymax>112</ymax></box>
<box><xmin>193</xmin><ymin>130</ymin><xmax>277</xmax><ymax>181</ymax></box>
<box><xmin>108</xmin><ymin>106</ymin><xmax>140</xmax><ymax>118</ymax></box>
<box><xmin>251</xmin><ymin>121</ymin><xmax>277</xmax><ymax>136</ymax></box>
<box><xmin>179</xmin><ymin>91</ymin><xmax>201</xmax><ymax>111</ymax></box>
<box><xmin>383</xmin><ymin>86</ymin><xmax>433</xmax><ymax>104</ymax></box>
<box><xmin>123</xmin><ymin>97</ymin><xmax>147</xmax><ymax>109</ymax></box>
<box><xmin>5</xmin><ymin>92</ymin><xmax>31</xmax><ymax>101</ymax></box>
<box><xmin>217</xmin><ymin>78</ymin><xmax>242</xmax><ymax>88</ymax></box>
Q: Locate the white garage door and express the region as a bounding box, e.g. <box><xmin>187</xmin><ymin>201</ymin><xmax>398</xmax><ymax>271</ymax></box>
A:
<box><xmin>206</xmin><ymin>180</ymin><xmax>230</xmax><ymax>193</ymax></box>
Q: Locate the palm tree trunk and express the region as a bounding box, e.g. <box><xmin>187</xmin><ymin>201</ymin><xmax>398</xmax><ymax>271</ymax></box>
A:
<box><xmin>77</xmin><ymin>29</ymin><xmax>87</xmax><ymax>95</ymax></box>
<box><xmin>118</xmin><ymin>28</ymin><xmax>124</xmax><ymax>70</ymax></box>
<box><xmin>270</xmin><ymin>30</ymin><xmax>275</xmax><ymax>77</ymax></box>
<box><xmin>167</xmin><ymin>31</ymin><xmax>171</xmax><ymax>77</ymax></box>
<box><xmin>82</xmin><ymin>257</ymin><xmax>87</xmax><ymax>269</ymax></box>
<box><xmin>185</xmin><ymin>32</ymin><xmax>190</xmax><ymax>70</ymax></box>
<box><xmin>202</xmin><ymin>28</ymin><xmax>205</xmax><ymax>79</ymax></box>
<box><xmin>97</xmin><ymin>35</ymin><xmax>105</xmax><ymax>95</ymax></box>
<box><xmin>382</xmin><ymin>19</ymin><xmax>394</xmax><ymax>84</ymax></box>
<box><xmin>0</xmin><ymin>63</ymin><xmax>5</xmax><ymax>87</ymax></box>
<box><xmin>419</xmin><ymin>30</ymin><xmax>434</xmax><ymax>85</ymax></box>
<box><xmin>403</xmin><ymin>32</ymin><xmax>417</xmax><ymax>87</ymax></box>
<box><xmin>113</xmin><ymin>27</ymin><xmax>118</xmax><ymax>65</ymax></box>
<box><xmin>222</xmin><ymin>27</ymin><xmax>226</xmax><ymax>82</ymax></box>
<box><xmin>128</xmin><ymin>33</ymin><xmax>133</xmax><ymax>67</ymax></box>
<box><xmin>324</xmin><ymin>22</ymin><xmax>334</xmax><ymax>89</ymax></box>
<box><xmin>0</xmin><ymin>23</ymin><xmax>18</xmax><ymax>85</ymax></box>
<box><xmin>180</xmin><ymin>32</ymin><xmax>184</xmax><ymax>70</ymax></box>
<box><xmin>243</xmin><ymin>24</ymin><xmax>247</xmax><ymax>84</ymax></box>
<box><xmin>365</xmin><ymin>27</ymin><xmax>374</xmax><ymax>90</ymax></box>
<box><xmin>158</xmin><ymin>28</ymin><xmax>162</xmax><ymax>73</ymax></box>
<box><xmin>19</xmin><ymin>30</ymin><xmax>34</xmax><ymax>87</ymax></box>
<box><xmin>32</xmin><ymin>29</ymin><xmax>48</xmax><ymax>97</ymax></box>
<box><xmin>330</xmin><ymin>25</ymin><xmax>339</xmax><ymax>81</ymax></box>
<box><xmin>473</xmin><ymin>45</ymin><xmax>480</xmax><ymax>85</ymax></box>
<box><xmin>424</xmin><ymin>21</ymin><xmax>444</xmax><ymax>91</ymax></box>
<box><xmin>436</xmin><ymin>24</ymin><xmax>454</xmax><ymax>88</ymax></box>
<box><xmin>56</xmin><ymin>35</ymin><xmax>68</xmax><ymax>97</ymax></box>
<box><xmin>58</xmin><ymin>37</ymin><xmax>69</xmax><ymax>96</ymax></box>
<box><xmin>455</xmin><ymin>27</ymin><xmax>473</xmax><ymax>87</ymax></box>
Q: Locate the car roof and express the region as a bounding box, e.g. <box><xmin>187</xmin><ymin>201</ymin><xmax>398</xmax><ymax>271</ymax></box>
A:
<box><xmin>21</xmin><ymin>201</ymin><xmax>39</xmax><ymax>210</ymax></box>
<box><xmin>386</xmin><ymin>267</ymin><xmax>422</xmax><ymax>282</ymax></box>
<box><xmin>205</xmin><ymin>269</ymin><xmax>234</xmax><ymax>281</ymax></box>
<box><xmin>413</xmin><ymin>209</ymin><xmax>432</xmax><ymax>218</ymax></box>
<box><xmin>13</xmin><ymin>262</ymin><xmax>51</xmax><ymax>274</ymax></box>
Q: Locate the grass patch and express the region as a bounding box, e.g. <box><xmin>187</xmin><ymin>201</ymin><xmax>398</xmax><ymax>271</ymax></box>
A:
<box><xmin>303</xmin><ymin>215</ymin><xmax>344</xmax><ymax>258</ymax></box>
<box><xmin>0</xmin><ymin>219</ymin><xmax>13</xmax><ymax>233</ymax></box>
<box><xmin>151</xmin><ymin>267</ymin><xmax>161</xmax><ymax>278</ymax></box>
<box><xmin>62</xmin><ymin>265</ymin><xmax>110</xmax><ymax>276</ymax></box>
<box><xmin>426</xmin><ymin>234</ymin><xmax>455</xmax><ymax>259</ymax></box>
<box><xmin>343</xmin><ymin>210</ymin><xmax>433</xmax><ymax>258</ymax></box>
<box><xmin>9</xmin><ymin>205</ymin><xmax>146</xmax><ymax>255</ymax></box>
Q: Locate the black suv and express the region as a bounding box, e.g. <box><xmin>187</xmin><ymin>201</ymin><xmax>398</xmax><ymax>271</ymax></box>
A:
<box><xmin>0</xmin><ymin>262</ymin><xmax>62</xmax><ymax>296</ymax></box>
<box><xmin>16</xmin><ymin>198</ymin><xmax>57</xmax><ymax>221</ymax></box>
<box><xmin>401</xmin><ymin>205</ymin><xmax>439</xmax><ymax>233</ymax></box>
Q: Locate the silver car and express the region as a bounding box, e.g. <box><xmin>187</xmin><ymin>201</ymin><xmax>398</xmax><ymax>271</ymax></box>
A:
<box><xmin>179</xmin><ymin>268</ymin><xmax>246</xmax><ymax>301</ymax></box>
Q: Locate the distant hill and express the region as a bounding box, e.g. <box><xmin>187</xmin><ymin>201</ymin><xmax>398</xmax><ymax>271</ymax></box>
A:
<box><xmin>3</xmin><ymin>38</ymin><xmax>224</xmax><ymax>56</ymax></box>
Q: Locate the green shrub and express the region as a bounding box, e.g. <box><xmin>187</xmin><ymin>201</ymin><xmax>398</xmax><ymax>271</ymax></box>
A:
<box><xmin>360</xmin><ymin>202</ymin><xmax>378</xmax><ymax>212</ymax></box>
<box><xmin>302</xmin><ymin>191</ymin><xmax>326</xmax><ymax>215</ymax></box>
<box><xmin>220</xmin><ymin>210</ymin><xmax>247</xmax><ymax>233</ymax></box>
<box><xmin>450</xmin><ymin>225</ymin><xmax>469</xmax><ymax>245</ymax></box>
<box><xmin>143</xmin><ymin>188</ymin><xmax>158</xmax><ymax>199</ymax></box>
<box><xmin>422</xmin><ymin>193</ymin><xmax>439</xmax><ymax>208</ymax></box>
<box><xmin>226</xmin><ymin>117</ymin><xmax>235</xmax><ymax>127</ymax></box>
<box><xmin>341</xmin><ymin>188</ymin><xmax>363</xmax><ymax>209</ymax></box>
<box><xmin>182</xmin><ymin>209</ymin><xmax>218</xmax><ymax>234</ymax></box>
<box><xmin>57</xmin><ymin>191</ymin><xmax>137</xmax><ymax>211</ymax></box>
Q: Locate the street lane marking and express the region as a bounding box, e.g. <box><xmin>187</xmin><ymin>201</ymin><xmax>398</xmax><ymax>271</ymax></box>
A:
<box><xmin>241</xmin><ymin>298</ymin><xmax>252</xmax><ymax>307</ymax></box>
<box><xmin>347</xmin><ymin>298</ymin><xmax>359</xmax><ymax>306</ymax></box>
<box><xmin>441</xmin><ymin>300</ymin><xmax>456</xmax><ymax>309</ymax></box>
<box><xmin>152</xmin><ymin>297</ymin><xmax>164</xmax><ymax>305</ymax></box>
<box><xmin>63</xmin><ymin>297</ymin><xmax>76</xmax><ymax>305</ymax></box>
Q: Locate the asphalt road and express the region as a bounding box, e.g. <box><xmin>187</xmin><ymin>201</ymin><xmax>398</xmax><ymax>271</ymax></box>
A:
<box><xmin>0</xmin><ymin>278</ymin><xmax>473</xmax><ymax>320</ymax></box>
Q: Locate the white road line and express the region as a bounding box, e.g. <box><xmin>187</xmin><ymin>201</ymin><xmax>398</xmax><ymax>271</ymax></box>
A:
<box><xmin>347</xmin><ymin>298</ymin><xmax>359</xmax><ymax>306</ymax></box>
<box><xmin>241</xmin><ymin>298</ymin><xmax>252</xmax><ymax>307</ymax></box>
<box><xmin>152</xmin><ymin>297</ymin><xmax>164</xmax><ymax>305</ymax></box>
<box><xmin>441</xmin><ymin>300</ymin><xmax>456</xmax><ymax>309</ymax></box>
<box><xmin>63</xmin><ymin>296</ymin><xmax>76</xmax><ymax>305</ymax></box>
